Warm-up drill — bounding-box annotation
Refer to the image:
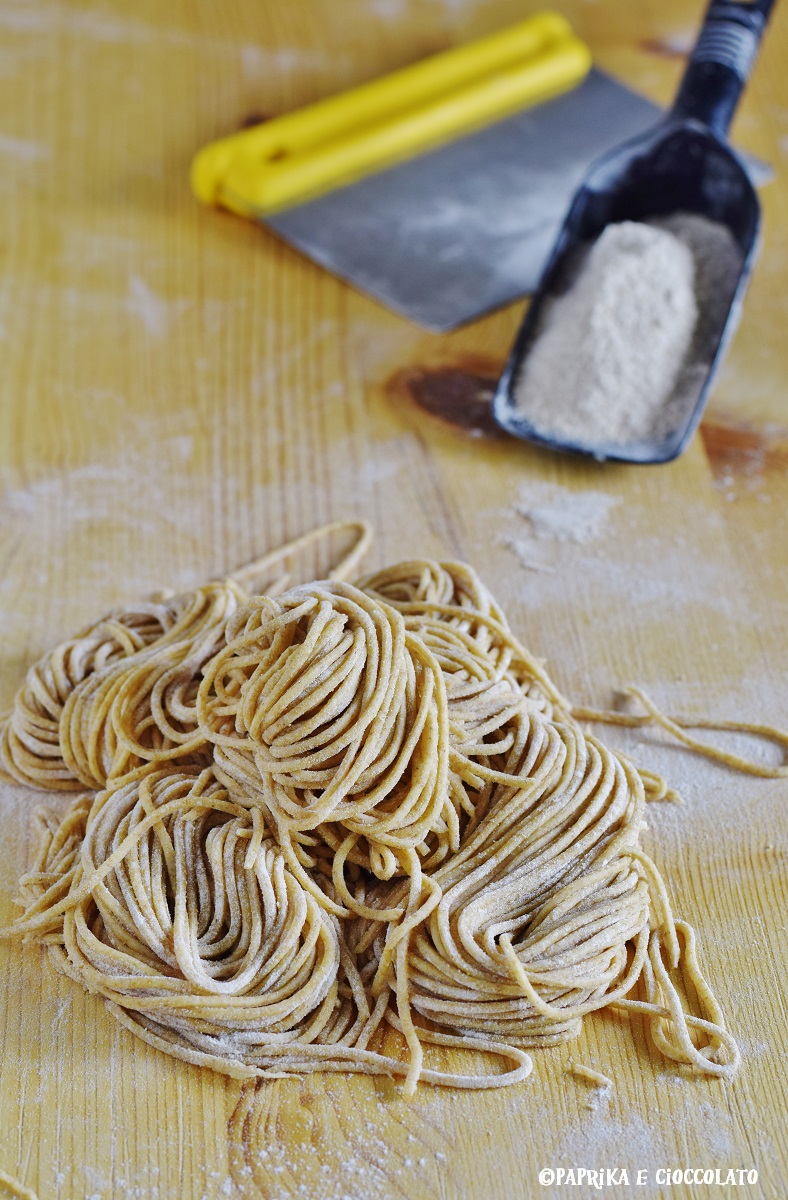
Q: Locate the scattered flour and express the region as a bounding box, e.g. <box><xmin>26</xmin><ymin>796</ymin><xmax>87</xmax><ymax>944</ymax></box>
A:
<box><xmin>513</xmin><ymin>482</ymin><xmax>620</xmax><ymax>543</ymax></box>
<box><xmin>0</xmin><ymin>133</ymin><xmax>50</xmax><ymax>160</ymax></box>
<box><xmin>498</xmin><ymin>537</ymin><xmax>556</xmax><ymax>573</ymax></box>
<box><xmin>126</xmin><ymin>275</ymin><xmax>186</xmax><ymax>338</ymax></box>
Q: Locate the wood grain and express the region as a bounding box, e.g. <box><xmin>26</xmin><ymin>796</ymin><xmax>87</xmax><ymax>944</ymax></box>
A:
<box><xmin>1</xmin><ymin>2</ymin><xmax>786</xmax><ymax>1198</ymax></box>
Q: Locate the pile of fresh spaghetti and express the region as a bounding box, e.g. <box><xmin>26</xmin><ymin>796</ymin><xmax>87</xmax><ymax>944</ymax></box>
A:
<box><xmin>3</xmin><ymin>523</ymin><xmax>784</xmax><ymax>1093</ymax></box>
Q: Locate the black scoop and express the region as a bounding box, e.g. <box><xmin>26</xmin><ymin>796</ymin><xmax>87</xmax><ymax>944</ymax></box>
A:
<box><xmin>493</xmin><ymin>0</ymin><xmax>775</xmax><ymax>463</ymax></box>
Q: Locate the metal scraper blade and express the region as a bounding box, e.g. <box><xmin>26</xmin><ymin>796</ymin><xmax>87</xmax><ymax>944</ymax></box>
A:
<box><xmin>266</xmin><ymin>69</ymin><xmax>769</xmax><ymax>332</ymax></box>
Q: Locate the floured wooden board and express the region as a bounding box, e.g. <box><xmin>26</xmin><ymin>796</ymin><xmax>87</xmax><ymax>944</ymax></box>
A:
<box><xmin>0</xmin><ymin>2</ymin><xmax>786</xmax><ymax>1198</ymax></box>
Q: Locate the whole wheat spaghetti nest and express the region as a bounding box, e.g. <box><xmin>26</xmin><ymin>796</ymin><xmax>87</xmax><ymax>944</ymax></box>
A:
<box><xmin>3</xmin><ymin>523</ymin><xmax>786</xmax><ymax>1094</ymax></box>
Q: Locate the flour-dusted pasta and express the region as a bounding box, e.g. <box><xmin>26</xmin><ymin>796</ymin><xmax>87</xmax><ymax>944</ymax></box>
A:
<box><xmin>5</xmin><ymin>529</ymin><xmax>787</xmax><ymax>1093</ymax></box>
<box><xmin>0</xmin><ymin>522</ymin><xmax>372</xmax><ymax>793</ymax></box>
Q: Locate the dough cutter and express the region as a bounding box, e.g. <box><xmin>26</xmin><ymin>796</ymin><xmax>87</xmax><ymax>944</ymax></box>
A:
<box><xmin>191</xmin><ymin>12</ymin><xmax>768</xmax><ymax>332</ymax></box>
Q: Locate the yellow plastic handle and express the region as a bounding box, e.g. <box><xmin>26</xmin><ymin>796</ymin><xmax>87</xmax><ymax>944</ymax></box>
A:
<box><xmin>192</xmin><ymin>12</ymin><xmax>591</xmax><ymax>217</ymax></box>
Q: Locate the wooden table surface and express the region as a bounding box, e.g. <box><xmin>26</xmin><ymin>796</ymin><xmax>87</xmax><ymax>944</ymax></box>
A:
<box><xmin>1</xmin><ymin>2</ymin><xmax>786</xmax><ymax>1198</ymax></box>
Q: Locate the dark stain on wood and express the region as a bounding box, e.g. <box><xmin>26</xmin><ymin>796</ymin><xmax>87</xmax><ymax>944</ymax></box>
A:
<box><xmin>238</xmin><ymin>112</ymin><xmax>272</xmax><ymax>129</ymax></box>
<box><xmin>700</xmin><ymin>417</ymin><xmax>788</xmax><ymax>482</ymax></box>
<box><xmin>387</xmin><ymin>361</ymin><xmax>505</xmax><ymax>438</ymax></box>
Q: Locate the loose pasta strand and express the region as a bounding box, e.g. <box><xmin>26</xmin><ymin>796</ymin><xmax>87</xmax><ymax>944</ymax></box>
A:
<box><xmin>573</xmin><ymin>685</ymin><xmax>788</xmax><ymax>778</ymax></box>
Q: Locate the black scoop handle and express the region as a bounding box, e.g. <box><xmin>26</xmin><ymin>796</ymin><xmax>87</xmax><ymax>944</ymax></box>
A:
<box><xmin>671</xmin><ymin>0</ymin><xmax>776</xmax><ymax>135</ymax></box>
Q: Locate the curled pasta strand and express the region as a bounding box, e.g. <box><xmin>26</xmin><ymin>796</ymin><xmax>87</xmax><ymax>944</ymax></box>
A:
<box><xmin>229</xmin><ymin>520</ymin><xmax>373</xmax><ymax>594</ymax></box>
